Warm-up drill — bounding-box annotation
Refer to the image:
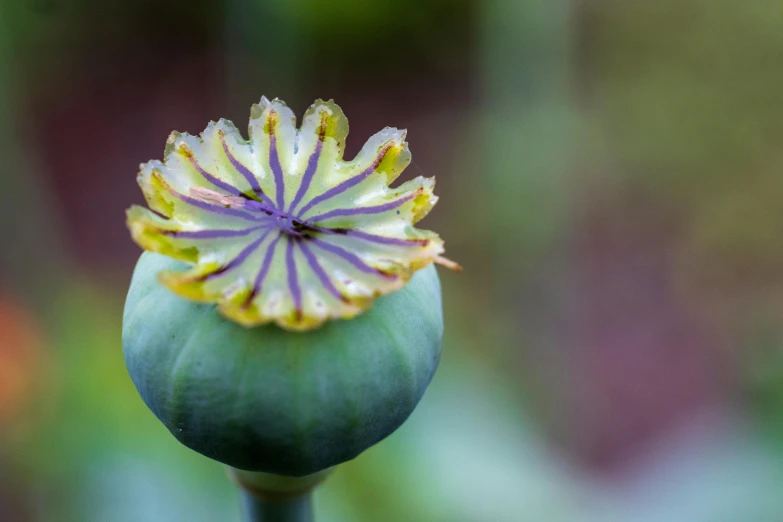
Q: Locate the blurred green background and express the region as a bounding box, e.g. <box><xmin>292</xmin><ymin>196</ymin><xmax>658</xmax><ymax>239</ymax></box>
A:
<box><xmin>2</xmin><ymin>1</ymin><xmax>783</xmax><ymax>520</ymax></box>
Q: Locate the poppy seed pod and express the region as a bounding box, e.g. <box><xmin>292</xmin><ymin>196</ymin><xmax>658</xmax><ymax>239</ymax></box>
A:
<box><xmin>123</xmin><ymin>251</ymin><xmax>443</xmax><ymax>475</ymax></box>
<box><xmin>122</xmin><ymin>97</ymin><xmax>458</xmax><ymax>494</ymax></box>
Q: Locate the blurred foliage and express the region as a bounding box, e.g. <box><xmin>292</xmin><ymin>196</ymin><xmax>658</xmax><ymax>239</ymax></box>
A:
<box><xmin>0</xmin><ymin>2</ymin><xmax>62</xmax><ymax>305</ymax></box>
<box><xmin>579</xmin><ymin>0</ymin><xmax>783</xmax><ymax>451</ymax></box>
<box><xmin>477</xmin><ymin>0</ymin><xmax>574</xmax><ymax>297</ymax></box>
<box><xmin>741</xmin><ymin>321</ymin><xmax>783</xmax><ymax>448</ymax></box>
<box><xmin>2</xmin><ymin>0</ymin><xmax>222</xmax><ymax>102</ymax></box>
<box><xmin>581</xmin><ymin>0</ymin><xmax>783</xmax><ymax>321</ymax></box>
<box><xmin>582</xmin><ymin>1</ymin><xmax>783</xmax><ymax>187</ymax></box>
<box><xmin>269</xmin><ymin>0</ymin><xmax>474</xmax><ymax>72</ymax></box>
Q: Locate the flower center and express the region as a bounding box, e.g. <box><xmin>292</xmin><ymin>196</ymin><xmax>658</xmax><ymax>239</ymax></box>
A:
<box><xmin>274</xmin><ymin>213</ymin><xmax>314</xmax><ymax>238</ymax></box>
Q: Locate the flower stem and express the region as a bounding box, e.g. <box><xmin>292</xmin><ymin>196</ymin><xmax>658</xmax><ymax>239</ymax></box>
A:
<box><xmin>242</xmin><ymin>490</ymin><xmax>314</xmax><ymax>522</ymax></box>
<box><xmin>228</xmin><ymin>467</ymin><xmax>332</xmax><ymax>522</ymax></box>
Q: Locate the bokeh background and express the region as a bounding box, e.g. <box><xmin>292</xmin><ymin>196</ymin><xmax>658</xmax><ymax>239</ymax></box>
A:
<box><xmin>2</xmin><ymin>1</ymin><xmax>783</xmax><ymax>520</ymax></box>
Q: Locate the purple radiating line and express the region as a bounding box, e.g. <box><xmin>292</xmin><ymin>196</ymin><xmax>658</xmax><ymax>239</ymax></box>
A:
<box><xmin>269</xmin><ymin>129</ymin><xmax>287</xmax><ymax>211</ymax></box>
<box><xmin>299</xmin><ymin>240</ymin><xmax>346</xmax><ymax>302</ymax></box>
<box><xmin>199</xmin><ymin>228</ymin><xmax>273</xmax><ymax>281</ymax></box>
<box><xmin>309</xmin><ymin>224</ymin><xmax>428</xmax><ymax>246</ymax></box>
<box><xmin>325</xmin><ymin>228</ymin><xmax>429</xmax><ymax>247</ymax></box>
<box><xmin>244</xmin><ymin>233</ymin><xmax>282</xmax><ymax>307</ymax></box>
<box><xmin>219</xmin><ymin>134</ymin><xmax>277</xmax><ymax>209</ymax></box>
<box><xmin>162</xmin><ymin>179</ymin><xmax>259</xmax><ymax>221</ymax></box>
<box><xmin>309</xmin><ymin>238</ymin><xmax>397</xmax><ymax>280</ymax></box>
<box><xmin>242</xmin><ymin>198</ymin><xmax>288</xmax><ymax>219</ymax></box>
<box><xmin>296</xmin><ymin>144</ymin><xmax>392</xmax><ymax>218</ymax></box>
<box><xmin>164</xmin><ymin>225</ymin><xmax>265</xmax><ymax>239</ymax></box>
<box><xmin>188</xmin><ymin>156</ymin><xmax>242</xmax><ymax>197</ymax></box>
<box><xmin>308</xmin><ymin>193</ymin><xmax>416</xmax><ymax>223</ymax></box>
<box><xmin>288</xmin><ymin>139</ymin><xmax>323</xmax><ymax>214</ymax></box>
<box><xmin>286</xmin><ymin>238</ymin><xmax>303</xmax><ymax>318</ymax></box>
<box><xmin>187</xmin><ymin>156</ymin><xmax>279</xmax><ymax>221</ymax></box>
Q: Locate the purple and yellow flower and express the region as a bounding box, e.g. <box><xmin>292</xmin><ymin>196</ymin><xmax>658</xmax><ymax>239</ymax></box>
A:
<box><xmin>126</xmin><ymin>97</ymin><xmax>458</xmax><ymax>330</ymax></box>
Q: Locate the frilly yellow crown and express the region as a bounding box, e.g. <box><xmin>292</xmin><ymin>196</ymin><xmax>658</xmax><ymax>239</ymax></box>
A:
<box><xmin>126</xmin><ymin>97</ymin><xmax>458</xmax><ymax>330</ymax></box>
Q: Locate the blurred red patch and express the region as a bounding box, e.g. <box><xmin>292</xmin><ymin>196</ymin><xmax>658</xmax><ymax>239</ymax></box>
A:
<box><xmin>0</xmin><ymin>299</ymin><xmax>45</xmax><ymax>425</ymax></box>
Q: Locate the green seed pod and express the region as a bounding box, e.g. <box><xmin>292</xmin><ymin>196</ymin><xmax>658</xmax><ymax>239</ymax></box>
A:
<box><xmin>121</xmin><ymin>97</ymin><xmax>457</xmax><ymax>497</ymax></box>
<box><xmin>123</xmin><ymin>252</ymin><xmax>443</xmax><ymax>476</ymax></box>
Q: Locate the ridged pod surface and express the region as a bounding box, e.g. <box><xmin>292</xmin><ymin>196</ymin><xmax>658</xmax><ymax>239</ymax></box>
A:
<box><xmin>123</xmin><ymin>252</ymin><xmax>443</xmax><ymax>476</ymax></box>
